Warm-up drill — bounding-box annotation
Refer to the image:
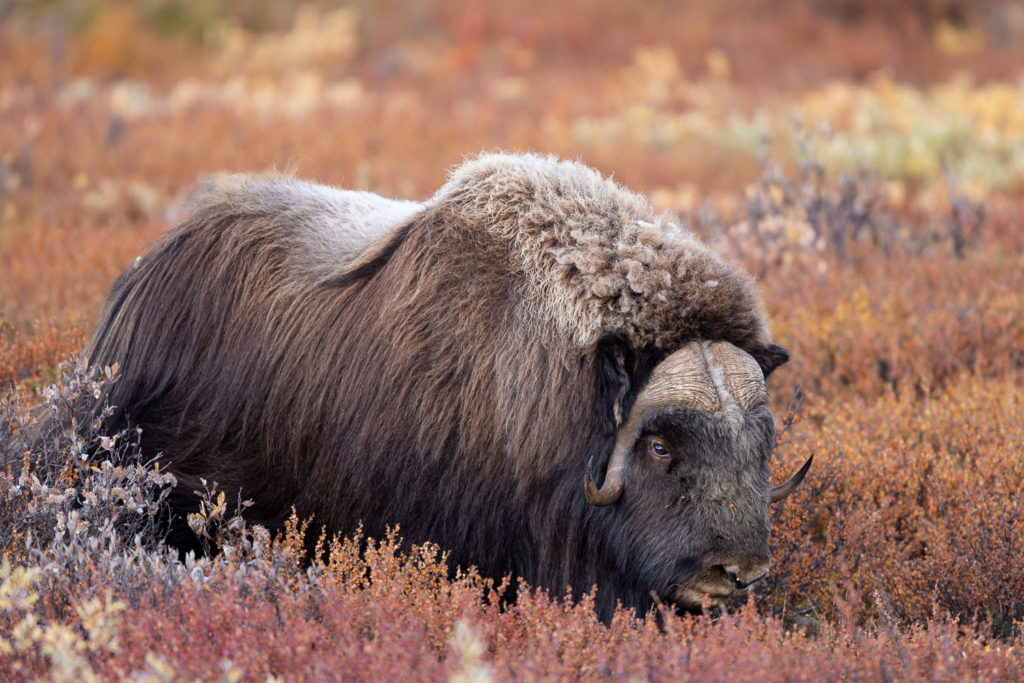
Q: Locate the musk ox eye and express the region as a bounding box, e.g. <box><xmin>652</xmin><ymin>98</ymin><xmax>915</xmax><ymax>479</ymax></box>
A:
<box><xmin>647</xmin><ymin>438</ymin><xmax>672</xmax><ymax>473</ymax></box>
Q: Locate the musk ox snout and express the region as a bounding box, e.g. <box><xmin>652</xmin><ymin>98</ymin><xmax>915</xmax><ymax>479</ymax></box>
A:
<box><xmin>723</xmin><ymin>562</ymin><xmax>770</xmax><ymax>590</ymax></box>
<box><xmin>667</xmin><ymin>560</ymin><xmax>771</xmax><ymax>611</ymax></box>
<box><xmin>656</xmin><ymin>489</ymin><xmax>773</xmax><ymax>610</ymax></box>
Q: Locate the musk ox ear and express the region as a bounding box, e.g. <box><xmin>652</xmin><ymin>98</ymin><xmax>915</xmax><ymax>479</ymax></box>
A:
<box><xmin>595</xmin><ymin>334</ymin><xmax>632</xmax><ymax>429</ymax></box>
<box><xmin>588</xmin><ymin>335</ymin><xmax>635</xmax><ymax>492</ymax></box>
<box><xmin>589</xmin><ymin>336</ymin><xmax>662</xmax><ymax>483</ymax></box>
<box><xmin>594</xmin><ymin>336</ymin><xmax>672</xmax><ymax>428</ymax></box>
<box><xmin>749</xmin><ymin>343</ymin><xmax>790</xmax><ymax>379</ymax></box>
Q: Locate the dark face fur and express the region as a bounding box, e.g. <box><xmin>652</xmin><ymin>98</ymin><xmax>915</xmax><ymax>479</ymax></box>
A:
<box><xmin>617</xmin><ymin>405</ymin><xmax>775</xmax><ymax>610</ymax></box>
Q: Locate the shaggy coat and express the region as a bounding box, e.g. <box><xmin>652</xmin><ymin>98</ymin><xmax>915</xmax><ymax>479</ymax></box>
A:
<box><xmin>84</xmin><ymin>153</ymin><xmax>788</xmax><ymax>619</ymax></box>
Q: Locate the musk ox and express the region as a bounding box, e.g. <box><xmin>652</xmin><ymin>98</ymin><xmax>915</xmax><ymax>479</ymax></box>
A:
<box><xmin>81</xmin><ymin>153</ymin><xmax>809</xmax><ymax>619</ymax></box>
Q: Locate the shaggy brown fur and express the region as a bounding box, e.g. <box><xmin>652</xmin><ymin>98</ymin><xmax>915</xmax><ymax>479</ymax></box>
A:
<box><xmin>430</xmin><ymin>154</ymin><xmax>770</xmax><ymax>351</ymax></box>
<box><xmin>81</xmin><ymin>153</ymin><xmax>789</xmax><ymax>620</ymax></box>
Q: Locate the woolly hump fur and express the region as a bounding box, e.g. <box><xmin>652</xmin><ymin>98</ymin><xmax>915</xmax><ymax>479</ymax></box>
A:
<box><xmin>430</xmin><ymin>153</ymin><xmax>770</xmax><ymax>351</ymax></box>
<box><xmin>188</xmin><ymin>152</ymin><xmax>772</xmax><ymax>354</ymax></box>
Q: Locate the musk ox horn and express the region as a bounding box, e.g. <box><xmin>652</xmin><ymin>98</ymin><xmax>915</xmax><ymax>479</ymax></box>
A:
<box><xmin>706</xmin><ymin>341</ymin><xmax>767</xmax><ymax>411</ymax></box>
<box><xmin>585</xmin><ymin>341</ymin><xmax>767</xmax><ymax>506</ymax></box>
<box><xmin>769</xmin><ymin>455</ymin><xmax>814</xmax><ymax>503</ymax></box>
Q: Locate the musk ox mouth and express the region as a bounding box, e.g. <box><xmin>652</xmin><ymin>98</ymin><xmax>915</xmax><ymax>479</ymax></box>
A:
<box><xmin>663</xmin><ymin>567</ymin><xmax>755</xmax><ymax>611</ymax></box>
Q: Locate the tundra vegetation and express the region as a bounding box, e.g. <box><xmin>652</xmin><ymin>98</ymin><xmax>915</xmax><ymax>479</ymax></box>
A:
<box><xmin>2</xmin><ymin>0</ymin><xmax>1024</xmax><ymax>680</ymax></box>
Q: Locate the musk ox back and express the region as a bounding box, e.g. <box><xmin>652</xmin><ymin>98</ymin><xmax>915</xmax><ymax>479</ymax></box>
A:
<box><xmin>82</xmin><ymin>153</ymin><xmax>808</xmax><ymax>620</ymax></box>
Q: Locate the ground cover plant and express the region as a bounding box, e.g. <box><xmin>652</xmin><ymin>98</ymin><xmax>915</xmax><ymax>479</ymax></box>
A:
<box><xmin>2</xmin><ymin>1</ymin><xmax>1024</xmax><ymax>679</ymax></box>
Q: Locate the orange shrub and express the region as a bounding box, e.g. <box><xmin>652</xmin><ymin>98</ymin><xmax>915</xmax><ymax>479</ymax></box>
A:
<box><xmin>0</xmin><ymin>319</ymin><xmax>86</xmax><ymax>390</ymax></box>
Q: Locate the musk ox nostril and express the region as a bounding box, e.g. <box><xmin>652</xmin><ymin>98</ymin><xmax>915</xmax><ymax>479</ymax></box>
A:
<box><xmin>723</xmin><ymin>563</ymin><xmax>770</xmax><ymax>589</ymax></box>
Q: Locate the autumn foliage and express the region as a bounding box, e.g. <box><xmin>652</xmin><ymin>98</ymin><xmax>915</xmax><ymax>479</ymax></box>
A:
<box><xmin>2</xmin><ymin>1</ymin><xmax>1024</xmax><ymax>679</ymax></box>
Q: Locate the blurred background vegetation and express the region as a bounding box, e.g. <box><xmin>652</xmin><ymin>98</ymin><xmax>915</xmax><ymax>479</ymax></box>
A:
<box><xmin>3</xmin><ymin>0</ymin><xmax>1022</xmax><ymax>199</ymax></box>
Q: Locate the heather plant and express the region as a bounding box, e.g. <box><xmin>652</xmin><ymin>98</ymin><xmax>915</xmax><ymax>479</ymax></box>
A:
<box><xmin>764</xmin><ymin>374</ymin><xmax>1024</xmax><ymax>629</ymax></box>
<box><xmin>0</xmin><ymin>319</ymin><xmax>86</xmax><ymax>391</ymax></box>
<box><xmin>0</xmin><ymin>360</ymin><xmax>178</xmax><ymax>570</ymax></box>
<box><xmin>688</xmin><ymin>129</ymin><xmax>989</xmax><ymax>277</ymax></box>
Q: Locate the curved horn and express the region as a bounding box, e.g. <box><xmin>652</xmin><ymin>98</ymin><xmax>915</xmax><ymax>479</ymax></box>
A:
<box><xmin>585</xmin><ymin>342</ymin><xmax>720</xmax><ymax>506</ymax></box>
<box><xmin>769</xmin><ymin>455</ymin><xmax>813</xmax><ymax>503</ymax></box>
<box><xmin>707</xmin><ymin>341</ymin><xmax>767</xmax><ymax>411</ymax></box>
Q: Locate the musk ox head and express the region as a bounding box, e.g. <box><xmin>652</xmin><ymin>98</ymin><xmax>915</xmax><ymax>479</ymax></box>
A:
<box><xmin>585</xmin><ymin>340</ymin><xmax>810</xmax><ymax>611</ymax></box>
<box><xmin>76</xmin><ymin>152</ymin><xmax>810</xmax><ymax>621</ymax></box>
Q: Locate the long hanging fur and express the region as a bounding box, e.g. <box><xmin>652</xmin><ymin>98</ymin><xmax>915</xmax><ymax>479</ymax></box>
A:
<box><xmin>83</xmin><ymin>153</ymin><xmax>787</xmax><ymax>618</ymax></box>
